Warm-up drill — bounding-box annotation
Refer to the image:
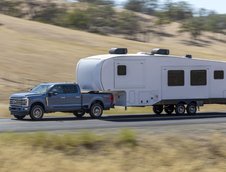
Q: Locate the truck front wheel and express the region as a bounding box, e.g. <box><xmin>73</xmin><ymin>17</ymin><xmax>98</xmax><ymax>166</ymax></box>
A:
<box><xmin>30</xmin><ymin>105</ymin><xmax>44</xmax><ymax>120</ymax></box>
<box><xmin>89</xmin><ymin>103</ymin><xmax>103</xmax><ymax>119</ymax></box>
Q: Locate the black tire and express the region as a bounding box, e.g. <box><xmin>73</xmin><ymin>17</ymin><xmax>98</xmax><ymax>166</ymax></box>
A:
<box><xmin>89</xmin><ymin>103</ymin><xmax>103</xmax><ymax>119</ymax></box>
<box><xmin>14</xmin><ymin>115</ymin><xmax>26</xmax><ymax>120</ymax></box>
<box><xmin>186</xmin><ymin>103</ymin><xmax>197</xmax><ymax>115</ymax></box>
<box><xmin>73</xmin><ymin>110</ymin><xmax>85</xmax><ymax>118</ymax></box>
<box><xmin>30</xmin><ymin>105</ymin><xmax>44</xmax><ymax>120</ymax></box>
<box><xmin>153</xmin><ymin>105</ymin><xmax>163</xmax><ymax>114</ymax></box>
<box><xmin>175</xmin><ymin>103</ymin><xmax>186</xmax><ymax>115</ymax></box>
<box><xmin>164</xmin><ymin>105</ymin><xmax>174</xmax><ymax>115</ymax></box>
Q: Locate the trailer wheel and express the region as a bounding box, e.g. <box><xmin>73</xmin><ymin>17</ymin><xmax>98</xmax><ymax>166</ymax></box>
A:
<box><xmin>89</xmin><ymin>103</ymin><xmax>103</xmax><ymax>119</ymax></box>
<box><xmin>30</xmin><ymin>105</ymin><xmax>44</xmax><ymax>120</ymax></box>
<box><xmin>164</xmin><ymin>105</ymin><xmax>174</xmax><ymax>115</ymax></box>
<box><xmin>73</xmin><ymin>110</ymin><xmax>85</xmax><ymax>118</ymax></box>
<box><xmin>153</xmin><ymin>105</ymin><xmax>163</xmax><ymax>114</ymax></box>
<box><xmin>13</xmin><ymin>115</ymin><xmax>26</xmax><ymax>120</ymax></box>
<box><xmin>175</xmin><ymin>103</ymin><xmax>186</xmax><ymax>115</ymax></box>
<box><xmin>186</xmin><ymin>103</ymin><xmax>197</xmax><ymax>115</ymax></box>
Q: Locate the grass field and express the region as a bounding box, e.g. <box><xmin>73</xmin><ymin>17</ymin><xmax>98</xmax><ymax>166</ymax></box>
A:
<box><xmin>1</xmin><ymin>14</ymin><xmax>226</xmax><ymax>117</ymax></box>
<box><xmin>0</xmin><ymin>131</ymin><xmax>226</xmax><ymax>172</ymax></box>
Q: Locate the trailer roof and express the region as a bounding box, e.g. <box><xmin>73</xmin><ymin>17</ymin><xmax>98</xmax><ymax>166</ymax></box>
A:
<box><xmin>83</xmin><ymin>53</ymin><xmax>226</xmax><ymax>63</ymax></box>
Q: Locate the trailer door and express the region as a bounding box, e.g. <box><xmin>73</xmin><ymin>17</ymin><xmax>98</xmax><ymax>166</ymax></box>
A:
<box><xmin>161</xmin><ymin>66</ymin><xmax>210</xmax><ymax>100</ymax></box>
<box><xmin>114</xmin><ymin>60</ymin><xmax>145</xmax><ymax>89</ymax></box>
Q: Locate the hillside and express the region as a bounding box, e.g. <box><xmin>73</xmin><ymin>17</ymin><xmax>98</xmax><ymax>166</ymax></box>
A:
<box><xmin>1</xmin><ymin>14</ymin><xmax>226</xmax><ymax>116</ymax></box>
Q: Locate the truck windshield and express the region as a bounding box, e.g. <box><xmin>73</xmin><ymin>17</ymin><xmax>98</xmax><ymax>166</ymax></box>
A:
<box><xmin>30</xmin><ymin>84</ymin><xmax>52</xmax><ymax>94</ymax></box>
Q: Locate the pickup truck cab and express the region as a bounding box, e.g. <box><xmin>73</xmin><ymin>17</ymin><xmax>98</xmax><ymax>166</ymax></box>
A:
<box><xmin>9</xmin><ymin>83</ymin><xmax>114</xmax><ymax>120</ymax></box>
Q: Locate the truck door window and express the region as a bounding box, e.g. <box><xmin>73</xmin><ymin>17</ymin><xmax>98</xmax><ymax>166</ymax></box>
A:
<box><xmin>190</xmin><ymin>70</ymin><xmax>207</xmax><ymax>86</ymax></box>
<box><xmin>117</xmin><ymin>65</ymin><xmax>127</xmax><ymax>76</ymax></box>
<box><xmin>50</xmin><ymin>85</ymin><xmax>64</xmax><ymax>94</ymax></box>
<box><xmin>214</xmin><ymin>70</ymin><xmax>224</xmax><ymax>79</ymax></box>
<box><xmin>63</xmin><ymin>85</ymin><xmax>78</xmax><ymax>94</ymax></box>
<box><xmin>168</xmin><ymin>70</ymin><xmax>184</xmax><ymax>86</ymax></box>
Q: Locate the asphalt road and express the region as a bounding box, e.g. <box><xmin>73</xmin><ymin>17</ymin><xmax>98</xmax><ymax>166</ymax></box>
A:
<box><xmin>1</xmin><ymin>113</ymin><xmax>226</xmax><ymax>134</ymax></box>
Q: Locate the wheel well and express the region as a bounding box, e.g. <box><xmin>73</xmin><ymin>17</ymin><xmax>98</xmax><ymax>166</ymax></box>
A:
<box><xmin>177</xmin><ymin>101</ymin><xmax>186</xmax><ymax>105</ymax></box>
<box><xmin>91</xmin><ymin>100</ymin><xmax>104</xmax><ymax>108</ymax></box>
<box><xmin>30</xmin><ymin>102</ymin><xmax>45</xmax><ymax>113</ymax></box>
<box><xmin>189</xmin><ymin>101</ymin><xmax>197</xmax><ymax>105</ymax></box>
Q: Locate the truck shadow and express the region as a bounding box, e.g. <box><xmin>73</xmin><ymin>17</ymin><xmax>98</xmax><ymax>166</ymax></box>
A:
<box><xmin>100</xmin><ymin>112</ymin><xmax>226</xmax><ymax>122</ymax></box>
<box><xmin>16</xmin><ymin>112</ymin><xmax>226</xmax><ymax>122</ymax></box>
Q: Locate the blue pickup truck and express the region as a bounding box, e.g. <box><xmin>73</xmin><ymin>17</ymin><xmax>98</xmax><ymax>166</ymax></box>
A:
<box><xmin>9</xmin><ymin>83</ymin><xmax>114</xmax><ymax>120</ymax></box>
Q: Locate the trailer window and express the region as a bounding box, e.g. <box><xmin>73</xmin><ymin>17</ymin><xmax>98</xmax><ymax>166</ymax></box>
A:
<box><xmin>190</xmin><ymin>70</ymin><xmax>207</xmax><ymax>86</ymax></box>
<box><xmin>117</xmin><ymin>65</ymin><xmax>127</xmax><ymax>76</ymax></box>
<box><xmin>168</xmin><ymin>70</ymin><xmax>184</xmax><ymax>86</ymax></box>
<box><xmin>214</xmin><ymin>70</ymin><xmax>224</xmax><ymax>79</ymax></box>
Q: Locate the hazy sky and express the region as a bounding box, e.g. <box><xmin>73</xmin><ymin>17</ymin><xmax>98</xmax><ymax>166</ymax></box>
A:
<box><xmin>115</xmin><ymin>0</ymin><xmax>226</xmax><ymax>14</ymax></box>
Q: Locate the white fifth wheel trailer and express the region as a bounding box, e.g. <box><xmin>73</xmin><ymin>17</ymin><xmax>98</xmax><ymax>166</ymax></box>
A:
<box><xmin>76</xmin><ymin>48</ymin><xmax>226</xmax><ymax>115</ymax></box>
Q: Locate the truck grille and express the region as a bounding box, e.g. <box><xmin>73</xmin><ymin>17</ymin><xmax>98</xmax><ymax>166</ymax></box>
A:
<box><xmin>10</xmin><ymin>98</ymin><xmax>27</xmax><ymax>106</ymax></box>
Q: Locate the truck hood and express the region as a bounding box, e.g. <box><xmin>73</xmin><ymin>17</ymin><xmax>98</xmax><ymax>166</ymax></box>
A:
<box><xmin>10</xmin><ymin>92</ymin><xmax>42</xmax><ymax>98</ymax></box>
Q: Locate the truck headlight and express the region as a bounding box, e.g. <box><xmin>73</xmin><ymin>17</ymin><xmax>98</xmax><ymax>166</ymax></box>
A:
<box><xmin>21</xmin><ymin>98</ymin><xmax>29</xmax><ymax>106</ymax></box>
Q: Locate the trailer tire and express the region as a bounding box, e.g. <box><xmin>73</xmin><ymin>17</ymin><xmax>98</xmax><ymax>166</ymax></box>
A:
<box><xmin>164</xmin><ymin>105</ymin><xmax>174</xmax><ymax>115</ymax></box>
<box><xmin>30</xmin><ymin>105</ymin><xmax>44</xmax><ymax>120</ymax></box>
<box><xmin>175</xmin><ymin>103</ymin><xmax>186</xmax><ymax>115</ymax></box>
<box><xmin>153</xmin><ymin>105</ymin><xmax>163</xmax><ymax>114</ymax></box>
<box><xmin>73</xmin><ymin>110</ymin><xmax>85</xmax><ymax>118</ymax></box>
<box><xmin>89</xmin><ymin>103</ymin><xmax>103</xmax><ymax>119</ymax></box>
<box><xmin>186</xmin><ymin>103</ymin><xmax>197</xmax><ymax>115</ymax></box>
<box><xmin>14</xmin><ymin>115</ymin><xmax>26</xmax><ymax>120</ymax></box>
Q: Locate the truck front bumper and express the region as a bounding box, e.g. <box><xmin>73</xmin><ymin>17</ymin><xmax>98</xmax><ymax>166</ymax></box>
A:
<box><xmin>9</xmin><ymin>106</ymin><xmax>30</xmax><ymax>116</ymax></box>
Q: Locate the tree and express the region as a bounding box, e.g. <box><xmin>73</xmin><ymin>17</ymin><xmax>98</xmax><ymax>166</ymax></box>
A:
<box><xmin>32</xmin><ymin>2</ymin><xmax>66</xmax><ymax>25</ymax></box>
<box><xmin>124</xmin><ymin>0</ymin><xmax>143</xmax><ymax>13</ymax></box>
<box><xmin>160</xmin><ymin>0</ymin><xmax>193</xmax><ymax>21</ymax></box>
<box><xmin>78</xmin><ymin>0</ymin><xmax>114</xmax><ymax>5</ymax></box>
<box><xmin>180</xmin><ymin>17</ymin><xmax>204</xmax><ymax>40</ymax></box>
<box><xmin>116</xmin><ymin>11</ymin><xmax>141</xmax><ymax>39</ymax></box>
<box><xmin>124</xmin><ymin>0</ymin><xmax>158</xmax><ymax>15</ymax></box>
<box><xmin>66</xmin><ymin>10</ymin><xmax>90</xmax><ymax>29</ymax></box>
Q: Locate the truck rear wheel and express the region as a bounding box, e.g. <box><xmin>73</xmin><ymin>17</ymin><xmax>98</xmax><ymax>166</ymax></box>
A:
<box><xmin>30</xmin><ymin>105</ymin><xmax>44</xmax><ymax>120</ymax></box>
<box><xmin>89</xmin><ymin>103</ymin><xmax>103</xmax><ymax>119</ymax></box>
<box><xmin>73</xmin><ymin>110</ymin><xmax>85</xmax><ymax>118</ymax></box>
<box><xmin>153</xmin><ymin>105</ymin><xmax>163</xmax><ymax>114</ymax></box>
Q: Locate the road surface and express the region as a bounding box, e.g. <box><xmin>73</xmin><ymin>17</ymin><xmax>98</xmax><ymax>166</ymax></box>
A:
<box><xmin>1</xmin><ymin>113</ymin><xmax>226</xmax><ymax>135</ymax></box>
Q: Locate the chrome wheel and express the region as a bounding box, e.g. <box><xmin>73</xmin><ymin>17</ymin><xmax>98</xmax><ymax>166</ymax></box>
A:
<box><xmin>186</xmin><ymin>103</ymin><xmax>197</xmax><ymax>115</ymax></box>
<box><xmin>175</xmin><ymin>103</ymin><xmax>185</xmax><ymax>115</ymax></box>
<box><xmin>30</xmin><ymin>105</ymin><xmax>44</xmax><ymax>120</ymax></box>
<box><xmin>90</xmin><ymin>103</ymin><xmax>103</xmax><ymax>119</ymax></box>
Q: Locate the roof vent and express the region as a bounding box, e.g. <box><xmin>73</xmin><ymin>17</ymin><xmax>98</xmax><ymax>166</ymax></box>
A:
<box><xmin>151</xmin><ymin>48</ymin><xmax>170</xmax><ymax>55</ymax></box>
<box><xmin>109</xmin><ymin>48</ymin><xmax>127</xmax><ymax>54</ymax></box>
<box><xmin>185</xmin><ymin>54</ymin><xmax>192</xmax><ymax>59</ymax></box>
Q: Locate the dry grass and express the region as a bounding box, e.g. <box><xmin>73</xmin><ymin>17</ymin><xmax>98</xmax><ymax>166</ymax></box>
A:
<box><xmin>0</xmin><ymin>131</ymin><xmax>226</xmax><ymax>172</ymax></box>
<box><xmin>1</xmin><ymin>14</ymin><xmax>226</xmax><ymax>116</ymax></box>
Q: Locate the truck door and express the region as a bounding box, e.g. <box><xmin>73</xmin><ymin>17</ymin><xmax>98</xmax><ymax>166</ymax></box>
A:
<box><xmin>47</xmin><ymin>85</ymin><xmax>66</xmax><ymax>111</ymax></box>
<box><xmin>161</xmin><ymin>66</ymin><xmax>210</xmax><ymax>100</ymax></box>
<box><xmin>61</xmin><ymin>84</ymin><xmax>81</xmax><ymax>111</ymax></box>
<box><xmin>47</xmin><ymin>84</ymin><xmax>81</xmax><ymax>111</ymax></box>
